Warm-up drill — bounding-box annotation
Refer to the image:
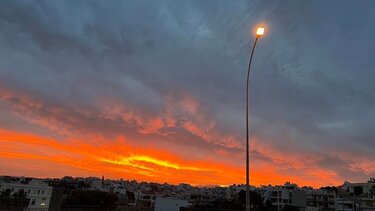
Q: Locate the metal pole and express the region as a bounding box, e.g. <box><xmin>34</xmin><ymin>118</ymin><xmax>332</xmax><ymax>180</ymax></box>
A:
<box><xmin>246</xmin><ymin>37</ymin><xmax>258</xmax><ymax>211</ymax></box>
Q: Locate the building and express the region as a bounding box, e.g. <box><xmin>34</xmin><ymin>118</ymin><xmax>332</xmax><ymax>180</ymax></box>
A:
<box><xmin>336</xmin><ymin>198</ymin><xmax>354</xmax><ymax>211</ymax></box>
<box><xmin>188</xmin><ymin>188</ymin><xmax>215</xmax><ymax>207</ymax></box>
<box><xmin>305</xmin><ymin>188</ymin><xmax>336</xmax><ymax>211</ymax></box>
<box><xmin>340</xmin><ymin>178</ymin><xmax>375</xmax><ymax>211</ymax></box>
<box><xmin>0</xmin><ymin>178</ymin><xmax>53</xmax><ymax>211</ymax></box>
<box><xmin>359</xmin><ymin>197</ymin><xmax>375</xmax><ymax>211</ymax></box>
<box><xmin>47</xmin><ymin>179</ymin><xmax>76</xmax><ymax>211</ymax></box>
<box><xmin>154</xmin><ymin>197</ymin><xmax>188</xmax><ymax>211</ymax></box>
<box><xmin>342</xmin><ymin>179</ymin><xmax>375</xmax><ymax>196</ymax></box>
<box><xmin>261</xmin><ymin>182</ymin><xmax>307</xmax><ymax>210</ymax></box>
<box><xmin>135</xmin><ymin>190</ymin><xmax>155</xmax><ymax>210</ymax></box>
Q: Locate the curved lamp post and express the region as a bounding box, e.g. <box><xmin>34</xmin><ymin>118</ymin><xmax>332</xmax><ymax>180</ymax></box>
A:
<box><xmin>246</xmin><ymin>26</ymin><xmax>264</xmax><ymax>211</ymax></box>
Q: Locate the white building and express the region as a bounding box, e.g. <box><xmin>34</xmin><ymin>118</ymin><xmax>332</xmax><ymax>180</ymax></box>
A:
<box><xmin>304</xmin><ymin>188</ymin><xmax>336</xmax><ymax>211</ymax></box>
<box><xmin>342</xmin><ymin>179</ymin><xmax>375</xmax><ymax>195</ymax></box>
<box><xmin>340</xmin><ymin>178</ymin><xmax>375</xmax><ymax>211</ymax></box>
<box><xmin>359</xmin><ymin>197</ymin><xmax>375</xmax><ymax>211</ymax></box>
<box><xmin>0</xmin><ymin>179</ymin><xmax>52</xmax><ymax>211</ymax></box>
<box><xmin>261</xmin><ymin>182</ymin><xmax>306</xmax><ymax>210</ymax></box>
<box><xmin>336</xmin><ymin>198</ymin><xmax>354</xmax><ymax>211</ymax></box>
<box><xmin>154</xmin><ymin>197</ymin><xmax>188</xmax><ymax>211</ymax></box>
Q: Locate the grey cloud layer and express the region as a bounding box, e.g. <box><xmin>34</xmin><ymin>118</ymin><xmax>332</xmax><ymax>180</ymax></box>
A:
<box><xmin>1</xmin><ymin>0</ymin><xmax>375</xmax><ymax>181</ymax></box>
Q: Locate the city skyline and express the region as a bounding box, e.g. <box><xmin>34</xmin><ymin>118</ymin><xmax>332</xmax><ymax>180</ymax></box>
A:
<box><xmin>2</xmin><ymin>174</ymin><xmax>373</xmax><ymax>189</ymax></box>
<box><xmin>1</xmin><ymin>1</ymin><xmax>375</xmax><ymax>188</ymax></box>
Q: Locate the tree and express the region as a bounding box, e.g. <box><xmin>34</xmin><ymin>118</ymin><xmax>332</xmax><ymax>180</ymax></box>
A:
<box><xmin>354</xmin><ymin>186</ymin><xmax>363</xmax><ymax>197</ymax></box>
<box><xmin>281</xmin><ymin>205</ymin><xmax>300</xmax><ymax>211</ymax></box>
<box><xmin>353</xmin><ymin>186</ymin><xmax>363</xmax><ymax>211</ymax></box>
<box><xmin>320</xmin><ymin>186</ymin><xmax>338</xmax><ymax>195</ymax></box>
<box><xmin>63</xmin><ymin>190</ymin><xmax>117</xmax><ymax>208</ymax></box>
<box><xmin>11</xmin><ymin>189</ymin><xmax>30</xmax><ymax>208</ymax></box>
<box><xmin>237</xmin><ymin>190</ymin><xmax>264</xmax><ymax>208</ymax></box>
<box><xmin>264</xmin><ymin>199</ymin><xmax>274</xmax><ymax>211</ymax></box>
<box><xmin>0</xmin><ymin>189</ymin><xmax>29</xmax><ymax>210</ymax></box>
<box><xmin>370</xmin><ymin>185</ymin><xmax>375</xmax><ymax>197</ymax></box>
<box><xmin>0</xmin><ymin>189</ymin><xmax>12</xmax><ymax>206</ymax></box>
<box><xmin>238</xmin><ymin>190</ymin><xmax>245</xmax><ymax>205</ymax></box>
<box><xmin>77</xmin><ymin>181</ymin><xmax>91</xmax><ymax>191</ymax></box>
<box><xmin>210</xmin><ymin>198</ymin><xmax>242</xmax><ymax>209</ymax></box>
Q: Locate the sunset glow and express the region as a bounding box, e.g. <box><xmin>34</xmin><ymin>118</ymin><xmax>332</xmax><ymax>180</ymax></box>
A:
<box><xmin>0</xmin><ymin>78</ymin><xmax>374</xmax><ymax>187</ymax></box>
<box><xmin>1</xmin><ymin>122</ymin><xmax>371</xmax><ymax>187</ymax></box>
<box><xmin>0</xmin><ymin>129</ymin><xmax>244</xmax><ymax>185</ymax></box>
<box><xmin>1</xmin><ymin>1</ymin><xmax>375</xmax><ymax>189</ymax></box>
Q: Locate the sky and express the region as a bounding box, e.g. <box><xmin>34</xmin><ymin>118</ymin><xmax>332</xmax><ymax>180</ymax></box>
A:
<box><xmin>0</xmin><ymin>0</ymin><xmax>375</xmax><ymax>187</ymax></box>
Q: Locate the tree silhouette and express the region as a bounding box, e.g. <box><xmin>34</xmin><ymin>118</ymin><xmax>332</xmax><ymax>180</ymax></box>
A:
<box><xmin>264</xmin><ymin>199</ymin><xmax>274</xmax><ymax>211</ymax></box>
<box><xmin>370</xmin><ymin>185</ymin><xmax>375</xmax><ymax>197</ymax></box>
<box><xmin>353</xmin><ymin>186</ymin><xmax>363</xmax><ymax>197</ymax></box>
<box><xmin>0</xmin><ymin>189</ymin><xmax>30</xmax><ymax>210</ymax></box>
<box><xmin>281</xmin><ymin>205</ymin><xmax>300</xmax><ymax>211</ymax></box>
<box><xmin>77</xmin><ymin>181</ymin><xmax>91</xmax><ymax>191</ymax></box>
<box><xmin>238</xmin><ymin>190</ymin><xmax>264</xmax><ymax>208</ymax></box>
<box><xmin>63</xmin><ymin>190</ymin><xmax>117</xmax><ymax>208</ymax></box>
<box><xmin>320</xmin><ymin>186</ymin><xmax>338</xmax><ymax>195</ymax></box>
<box><xmin>0</xmin><ymin>189</ymin><xmax>12</xmax><ymax>206</ymax></box>
<box><xmin>11</xmin><ymin>189</ymin><xmax>30</xmax><ymax>208</ymax></box>
<box><xmin>353</xmin><ymin>186</ymin><xmax>363</xmax><ymax>211</ymax></box>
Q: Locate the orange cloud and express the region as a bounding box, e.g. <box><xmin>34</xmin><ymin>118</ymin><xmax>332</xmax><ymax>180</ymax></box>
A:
<box><xmin>2</xmin><ymin>85</ymin><xmax>374</xmax><ymax>187</ymax></box>
<box><xmin>2</xmin><ymin>127</ymin><xmax>369</xmax><ymax>188</ymax></box>
<box><xmin>2</xmin><ymin>126</ymin><xmax>374</xmax><ymax>187</ymax></box>
<box><xmin>0</xmin><ymin>129</ymin><xmax>244</xmax><ymax>185</ymax></box>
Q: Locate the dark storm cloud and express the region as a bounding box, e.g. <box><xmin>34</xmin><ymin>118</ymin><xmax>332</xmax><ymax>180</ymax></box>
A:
<box><xmin>1</xmin><ymin>0</ymin><xmax>375</xmax><ymax>182</ymax></box>
<box><xmin>316</xmin><ymin>154</ymin><xmax>373</xmax><ymax>183</ymax></box>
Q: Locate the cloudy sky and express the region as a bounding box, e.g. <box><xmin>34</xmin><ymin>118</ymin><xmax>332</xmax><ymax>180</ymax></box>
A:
<box><xmin>0</xmin><ymin>0</ymin><xmax>375</xmax><ymax>187</ymax></box>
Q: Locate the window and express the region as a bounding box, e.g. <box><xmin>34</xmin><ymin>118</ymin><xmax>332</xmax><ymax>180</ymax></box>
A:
<box><xmin>42</xmin><ymin>190</ymin><xmax>44</xmax><ymax>194</ymax></box>
<box><xmin>38</xmin><ymin>190</ymin><xmax>40</xmax><ymax>194</ymax></box>
<box><xmin>31</xmin><ymin>199</ymin><xmax>36</xmax><ymax>206</ymax></box>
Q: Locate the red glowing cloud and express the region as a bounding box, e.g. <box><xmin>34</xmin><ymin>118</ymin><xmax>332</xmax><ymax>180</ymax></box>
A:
<box><xmin>0</xmin><ymin>129</ymin><xmax>244</xmax><ymax>185</ymax></box>
<box><xmin>1</xmin><ymin>84</ymin><xmax>374</xmax><ymax>187</ymax></box>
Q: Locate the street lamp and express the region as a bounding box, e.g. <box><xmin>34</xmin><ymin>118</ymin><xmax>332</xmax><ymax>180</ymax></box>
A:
<box><xmin>245</xmin><ymin>26</ymin><xmax>264</xmax><ymax>211</ymax></box>
<box><xmin>256</xmin><ymin>27</ymin><xmax>265</xmax><ymax>37</ymax></box>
